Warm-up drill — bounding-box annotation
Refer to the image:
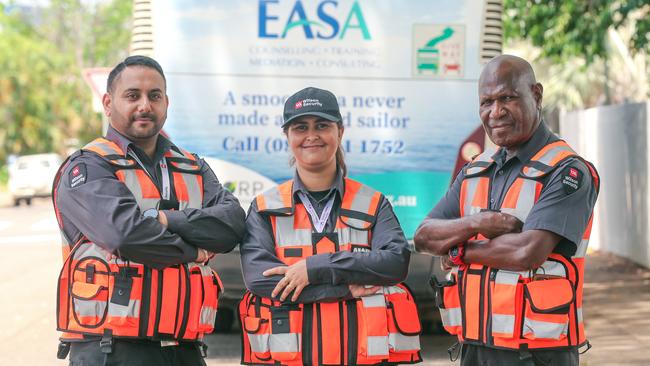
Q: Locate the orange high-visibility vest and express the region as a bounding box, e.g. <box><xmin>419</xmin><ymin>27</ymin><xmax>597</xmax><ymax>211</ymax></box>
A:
<box><xmin>54</xmin><ymin>138</ymin><xmax>222</xmax><ymax>343</ymax></box>
<box><xmin>239</xmin><ymin>179</ymin><xmax>422</xmax><ymax>365</ymax></box>
<box><xmin>437</xmin><ymin>140</ymin><xmax>599</xmax><ymax>351</ymax></box>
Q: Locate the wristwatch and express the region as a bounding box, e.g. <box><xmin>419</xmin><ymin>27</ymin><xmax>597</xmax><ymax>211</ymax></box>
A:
<box><xmin>142</xmin><ymin>208</ymin><xmax>159</xmax><ymax>220</ymax></box>
<box><xmin>449</xmin><ymin>244</ymin><xmax>466</xmax><ymax>266</ymax></box>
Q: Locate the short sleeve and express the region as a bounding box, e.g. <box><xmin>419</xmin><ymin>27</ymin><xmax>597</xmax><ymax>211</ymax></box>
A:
<box><xmin>522</xmin><ymin>158</ymin><xmax>598</xmax><ymax>251</ymax></box>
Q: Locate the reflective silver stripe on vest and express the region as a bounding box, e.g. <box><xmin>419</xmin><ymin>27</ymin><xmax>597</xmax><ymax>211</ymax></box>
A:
<box><xmin>492</xmin><ymin>314</ymin><xmax>515</xmax><ymax>335</ymax></box>
<box><xmin>523</xmin><ymin>317</ymin><xmax>568</xmax><ymax>340</ymax></box>
<box><xmin>367</xmin><ymin>335</ymin><xmax>389</xmax><ymax>356</ymax></box>
<box><xmin>119</xmin><ymin>169</ymin><xmax>159</xmax><ymax>211</ymax></box>
<box><xmin>574</xmin><ymin>238</ymin><xmax>590</xmax><ymax>258</ymax></box>
<box><xmin>347</xmin><ymin>184</ymin><xmax>376</xmax><ymax>214</ymax></box>
<box><xmin>388</xmin><ymin>333</ymin><xmax>420</xmax><ymax>351</ymax></box>
<box><xmin>384</xmin><ymin>285</ymin><xmax>406</xmax><ymax>295</ymax></box>
<box><xmin>108</xmin><ymin>299</ymin><xmax>141</xmax><ymax>318</ymax></box>
<box><xmin>269</xmin><ymin>333</ymin><xmax>301</xmax><ymax>353</ymax></box>
<box><xmin>181</xmin><ymin>173</ymin><xmax>203</xmax><ymax>210</ymax></box>
<box><xmin>537</xmin><ymin>260</ymin><xmax>568</xmax><ymax>278</ymax></box>
<box><xmin>73</xmin><ymin>299</ymin><xmax>107</xmax><ymax>317</ymax></box>
<box><xmin>462</xmin><ymin>177</ymin><xmax>483</xmax><ymax>217</ymax></box>
<box><xmin>500</xmin><ymin>179</ymin><xmax>538</xmax><ymax>223</ymax></box>
<box><xmin>495</xmin><ymin>270</ymin><xmax>520</xmax><ymax>285</ymax></box>
<box><xmin>523</xmin><ymin>144</ymin><xmax>575</xmax><ymax>177</ymax></box>
<box><xmin>73</xmin><ymin>243</ymin><xmax>113</xmax><ymax>261</ymax></box>
<box><xmin>247</xmin><ymin>333</ymin><xmax>270</xmax><ymax>353</ymax></box>
<box><xmin>261</xmin><ymin>185</ymin><xmax>288</xmax><ymax>211</ymax></box>
<box><xmin>464</xmin><ymin>150</ymin><xmax>495</xmax><ymax>176</ymax></box>
<box><xmin>274</xmin><ymin>216</ymin><xmax>311</xmax><ymax>247</ymax></box>
<box><xmin>361</xmin><ymin>292</ymin><xmax>386</xmax><ymax>308</ymax></box>
<box><xmin>166</xmin><ymin>149</ymin><xmax>203</xmax><ymax>210</ymax></box>
<box><xmin>337</xmin><ymin>227</ymin><xmax>369</xmax><ymax>246</ymax></box>
<box><xmin>200</xmin><ymin>306</ymin><xmax>217</xmax><ymax>327</ymax></box>
<box><xmin>577</xmin><ymin>307</ymin><xmax>583</xmax><ymax>323</ymax></box>
<box><xmin>440</xmin><ymin>307</ymin><xmax>462</xmax><ymax>327</ymax></box>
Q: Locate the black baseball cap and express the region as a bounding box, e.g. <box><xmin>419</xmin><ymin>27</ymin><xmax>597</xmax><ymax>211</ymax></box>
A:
<box><xmin>282</xmin><ymin>87</ymin><xmax>342</xmax><ymax>128</ymax></box>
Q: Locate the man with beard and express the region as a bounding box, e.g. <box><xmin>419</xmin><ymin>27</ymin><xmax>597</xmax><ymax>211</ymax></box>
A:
<box><xmin>415</xmin><ymin>55</ymin><xmax>599</xmax><ymax>365</ymax></box>
<box><xmin>53</xmin><ymin>56</ymin><xmax>246</xmax><ymax>365</ymax></box>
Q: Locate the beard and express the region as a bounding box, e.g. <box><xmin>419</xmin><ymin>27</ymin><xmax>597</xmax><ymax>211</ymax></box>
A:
<box><xmin>127</xmin><ymin>112</ymin><xmax>163</xmax><ymax>139</ymax></box>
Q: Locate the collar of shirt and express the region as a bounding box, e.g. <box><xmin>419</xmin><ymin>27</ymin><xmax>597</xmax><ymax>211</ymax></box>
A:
<box><xmin>291</xmin><ymin>168</ymin><xmax>344</xmax><ymax>204</ymax></box>
<box><xmin>491</xmin><ymin>121</ymin><xmax>556</xmax><ymax>169</ymax></box>
<box><xmin>105</xmin><ymin>125</ymin><xmax>178</xmax><ymax>164</ymax></box>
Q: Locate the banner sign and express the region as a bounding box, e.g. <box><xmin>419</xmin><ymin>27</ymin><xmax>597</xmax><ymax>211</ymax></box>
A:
<box><xmin>153</xmin><ymin>0</ymin><xmax>487</xmax><ymax>237</ymax></box>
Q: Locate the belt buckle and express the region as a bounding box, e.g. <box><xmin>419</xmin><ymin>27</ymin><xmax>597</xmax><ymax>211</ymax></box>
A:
<box><xmin>161</xmin><ymin>340</ymin><xmax>179</xmax><ymax>347</ymax></box>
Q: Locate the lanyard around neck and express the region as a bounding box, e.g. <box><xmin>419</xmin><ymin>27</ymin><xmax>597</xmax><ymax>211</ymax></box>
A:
<box><xmin>297</xmin><ymin>191</ymin><xmax>335</xmax><ymax>233</ymax></box>
<box><xmin>128</xmin><ymin>151</ymin><xmax>171</xmax><ymax>201</ymax></box>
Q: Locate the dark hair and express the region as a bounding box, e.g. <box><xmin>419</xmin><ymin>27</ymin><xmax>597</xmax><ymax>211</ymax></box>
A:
<box><xmin>106</xmin><ymin>55</ymin><xmax>166</xmax><ymax>93</ymax></box>
<box><xmin>283</xmin><ymin>121</ymin><xmax>348</xmax><ymax>177</ymax></box>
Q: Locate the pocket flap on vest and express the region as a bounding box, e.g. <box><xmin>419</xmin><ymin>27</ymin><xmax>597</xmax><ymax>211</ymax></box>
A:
<box><xmin>71</xmin><ymin>282</ymin><xmax>106</xmax><ymax>300</ymax></box>
<box><xmin>389</xmin><ymin>298</ymin><xmax>421</xmax><ymax>335</ymax></box>
<box><xmin>524</xmin><ymin>278</ymin><xmax>574</xmax><ymax>314</ymax></box>
<box><xmin>244</xmin><ymin>317</ymin><xmax>267</xmax><ymax>334</ymax></box>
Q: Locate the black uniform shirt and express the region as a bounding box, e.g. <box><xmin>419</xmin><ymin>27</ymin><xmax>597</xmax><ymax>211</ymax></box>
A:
<box><xmin>423</xmin><ymin>122</ymin><xmax>598</xmax><ymax>255</ymax></box>
<box><xmin>55</xmin><ymin>126</ymin><xmax>246</xmax><ymax>268</ymax></box>
<box><xmin>240</xmin><ymin>170</ymin><xmax>411</xmax><ymax>303</ymax></box>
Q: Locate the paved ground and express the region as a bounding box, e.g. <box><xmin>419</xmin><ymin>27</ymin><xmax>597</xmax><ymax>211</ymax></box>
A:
<box><xmin>0</xmin><ymin>197</ymin><xmax>648</xmax><ymax>365</ymax></box>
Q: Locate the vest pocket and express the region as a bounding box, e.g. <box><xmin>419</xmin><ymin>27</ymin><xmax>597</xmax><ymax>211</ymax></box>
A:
<box><xmin>269</xmin><ymin>306</ymin><xmax>301</xmax><ymax>361</ymax></box>
<box><xmin>244</xmin><ymin>316</ymin><xmax>271</xmax><ymax>360</ymax></box>
<box><xmin>522</xmin><ymin>278</ymin><xmax>574</xmax><ymax>341</ymax></box>
<box><xmin>71</xmin><ymin>281</ymin><xmax>108</xmax><ymax>327</ymax></box>
<box><xmin>105</xmin><ymin>265</ymin><xmax>143</xmax><ymax>334</ymax></box>
<box><xmin>490</xmin><ymin>270</ymin><xmax>522</xmax><ymax>339</ymax></box>
<box><xmin>186</xmin><ymin>265</ymin><xmax>220</xmax><ymax>334</ymax></box>
<box><xmin>357</xmin><ymin>292</ymin><xmax>390</xmax><ymax>360</ymax></box>
<box><xmin>386</xmin><ymin>294</ymin><xmax>421</xmax><ymax>355</ymax></box>
<box><xmin>432</xmin><ymin>272</ymin><xmax>462</xmax><ymax>335</ymax></box>
<box><xmin>70</xmin><ymin>258</ymin><xmax>110</xmax><ymax>328</ymax></box>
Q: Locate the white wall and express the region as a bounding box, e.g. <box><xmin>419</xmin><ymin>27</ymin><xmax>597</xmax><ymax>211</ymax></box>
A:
<box><xmin>560</xmin><ymin>102</ymin><xmax>650</xmax><ymax>268</ymax></box>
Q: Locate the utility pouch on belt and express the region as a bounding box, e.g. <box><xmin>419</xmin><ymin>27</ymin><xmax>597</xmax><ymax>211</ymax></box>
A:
<box><xmin>110</xmin><ymin>268</ymin><xmax>133</xmax><ymax>306</ymax></box>
<box><xmin>270</xmin><ymin>307</ymin><xmax>291</xmax><ymax>334</ymax></box>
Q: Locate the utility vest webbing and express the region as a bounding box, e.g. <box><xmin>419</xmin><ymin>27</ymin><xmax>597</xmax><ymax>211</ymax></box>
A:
<box><xmin>437</xmin><ymin>140</ymin><xmax>599</xmax><ymax>351</ymax></box>
<box><xmin>240</xmin><ymin>179</ymin><xmax>422</xmax><ymax>365</ymax></box>
<box><xmin>54</xmin><ymin>138</ymin><xmax>221</xmax><ymax>343</ymax></box>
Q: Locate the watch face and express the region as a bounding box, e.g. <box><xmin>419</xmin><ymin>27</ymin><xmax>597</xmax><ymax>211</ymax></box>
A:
<box><xmin>450</xmin><ymin>247</ymin><xmax>459</xmax><ymax>257</ymax></box>
<box><xmin>143</xmin><ymin>208</ymin><xmax>158</xmax><ymax>219</ymax></box>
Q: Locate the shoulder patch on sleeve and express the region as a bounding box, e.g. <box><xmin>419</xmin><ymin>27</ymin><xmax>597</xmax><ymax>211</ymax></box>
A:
<box><xmin>561</xmin><ymin>165</ymin><xmax>583</xmax><ymax>194</ymax></box>
<box><xmin>69</xmin><ymin>163</ymin><xmax>87</xmax><ymax>188</ymax></box>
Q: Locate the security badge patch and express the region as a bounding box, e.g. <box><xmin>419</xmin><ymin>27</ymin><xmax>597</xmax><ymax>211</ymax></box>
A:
<box><xmin>69</xmin><ymin>163</ymin><xmax>87</xmax><ymax>188</ymax></box>
<box><xmin>561</xmin><ymin>166</ymin><xmax>582</xmax><ymax>194</ymax></box>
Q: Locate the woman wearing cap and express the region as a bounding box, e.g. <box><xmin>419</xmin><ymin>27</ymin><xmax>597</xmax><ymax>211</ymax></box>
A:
<box><xmin>238</xmin><ymin>87</ymin><xmax>422</xmax><ymax>365</ymax></box>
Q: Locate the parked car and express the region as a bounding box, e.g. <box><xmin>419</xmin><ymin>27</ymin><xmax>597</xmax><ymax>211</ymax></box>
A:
<box><xmin>8</xmin><ymin>153</ymin><xmax>62</xmax><ymax>206</ymax></box>
<box><xmin>210</xmin><ymin>247</ymin><xmax>444</xmax><ymax>333</ymax></box>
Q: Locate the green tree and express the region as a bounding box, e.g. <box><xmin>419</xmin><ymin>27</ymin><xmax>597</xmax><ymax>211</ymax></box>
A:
<box><xmin>504</xmin><ymin>0</ymin><xmax>649</xmax><ymax>63</ymax></box>
<box><xmin>0</xmin><ymin>0</ymin><xmax>132</xmax><ymax>164</ymax></box>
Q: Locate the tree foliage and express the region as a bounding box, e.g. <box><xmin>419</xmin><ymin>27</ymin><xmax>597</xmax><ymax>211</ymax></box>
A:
<box><xmin>504</xmin><ymin>0</ymin><xmax>649</xmax><ymax>63</ymax></box>
<box><xmin>0</xmin><ymin>0</ymin><xmax>132</xmax><ymax>163</ymax></box>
